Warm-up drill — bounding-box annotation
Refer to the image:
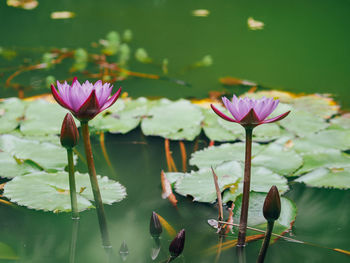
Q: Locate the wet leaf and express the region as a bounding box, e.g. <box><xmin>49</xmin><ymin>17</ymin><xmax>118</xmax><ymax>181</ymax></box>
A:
<box><xmin>0</xmin><ymin>134</ymin><xmax>68</xmax><ymax>171</ymax></box>
<box><xmin>174</xmin><ymin>161</ymin><xmax>242</xmax><ymax>203</ymax></box>
<box><xmin>3</xmin><ymin>171</ymin><xmax>127</xmax><ymax>212</ymax></box>
<box><xmin>295</xmin><ymin>150</ymin><xmax>350</xmax><ymax>176</ymax></box>
<box><xmin>330</xmin><ymin>114</ymin><xmax>350</xmax><ymax>130</ymax></box>
<box><xmin>141</xmin><ymin>99</ymin><xmax>203</xmax><ymax>140</ymax></box>
<box><xmin>295</xmin><ymin>167</ymin><xmax>350</xmax><ymax>189</ymax></box>
<box><xmin>0</xmin><ymin>98</ymin><xmax>25</xmax><ymax>134</ymax></box>
<box><xmin>90</xmin><ymin>98</ymin><xmax>146</xmax><ymax>134</ymax></box>
<box><xmin>222</xmin><ymin>166</ymin><xmax>289</xmax><ymax>202</ymax></box>
<box><xmin>20</xmin><ymin>99</ymin><xmax>75</xmax><ymax>136</ymax></box>
<box><xmin>0</xmin><ymin>152</ymin><xmax>41</xmax><ymax>178</ymax></box>
<box><xmin>279</xmin><ymin>110</ymin><xmax>329</xmax><ymax>137</ymax></box>
<box><xmin>232</xmin><ymin>192</ymin><xmax>296</xmax><ymax>235</ymax></box>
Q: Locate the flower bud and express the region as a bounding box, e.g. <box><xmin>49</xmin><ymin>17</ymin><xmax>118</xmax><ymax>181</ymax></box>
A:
<box><xmin>169</xmin><ymin>229</ymin><xmax>185</xmax><ymax>258</ymax></box>
<box><xmin>263</xmin><ymin>185</ymin><xmax>281</xmax><ymax>222</ymax></box>
<box><xmin>60</xmin><ymin>113</ymin><xmax>79</xmax><ymax>148</ymax></box>
<box><xmin>149</xmin><ymin>211</ymin><xmax>162</xmax><ymax>238</ymax></box>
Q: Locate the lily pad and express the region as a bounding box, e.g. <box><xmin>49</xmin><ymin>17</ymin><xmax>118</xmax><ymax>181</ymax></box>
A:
<box><xmin>252</xmin><ymin>143</ymin><xmax>303</xmax><ymax>176</ymax></box>
<box><xmin>0</xmin><ymin>134</ymin><xmax>68</xmax><ymax>171</ymax></box>
<box><xmin>0</xmin><ymin>152</ymin><xmax>41</xmax><ymax>178</ymax></box>
<box><xmin>174</xmin><ymin>161</ymin><xmax>242</xmax><ymax>203</ymax></box>
<box><xmin>20</xmin><ymin>99</ymin><xmax>76</xmax><ymax>136</ymax></box>
<box><xmin>294</xmin><ymin>167</ymin><xmax>350</xmax><ymax>189</ymax></box>
<box><xmin>201</xmin><ymin>105</ymin><xmax>238</xmax><ymax>142</ymax></box>
<box><xmin>295</xmin><ymin>149</ymin><xmax>350</xmax><ymax>176</ymax></box>
<box><xmin>189</xmin><ymin>142</ymin><xmax>264</xmax><ymax>168</ymax></box>
<box><xmin>90</xmin><ymin>98</ymin><xmax>147</xmax><ymax>134</ymax></box>
<box><xmin>3</xmin><ymin>171</ymin><xmax>127</xmax><ymax>212</ymax></box>
<box><xmin>232</xmin><ymin>192</ymin><xmax>296</xmax><ymax>235</ymax></box>
<box><xmin>141</xmin><ymin>99</ymin><xmax>203</xmax><ymax>140</ymax></box>
<box><xmin>330</xmin><ymin>114</ymin><xmax>350</xmax><ymax>130</ymax></box>
<box><xmin>222</xmin><ymin>166</ymin><xmax>289</xmax><ymax>202</ymax></box>
<box><xmin>0</xmin><ymin>98</ymin><xmax>25</xmax><ymax>134</ymax></box>
<box><xmin>279</xmin><ymin>110</ymin><xmax>329</xmax><ymax>137</ymax></box>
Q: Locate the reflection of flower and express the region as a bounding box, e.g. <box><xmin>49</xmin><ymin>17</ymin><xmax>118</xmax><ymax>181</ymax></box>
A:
<box><xmin>211</xmin><ymin>95</ymin><xmax>290</xmax><ymax>128</ymax></box>
<box><xmin>51</xmin><ymin>77</ymin><xmax>121</xmax><ymax>121</ymax></box>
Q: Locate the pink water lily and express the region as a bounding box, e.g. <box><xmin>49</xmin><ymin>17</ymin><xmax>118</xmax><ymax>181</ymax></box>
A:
<box><xmin>51</xmin><ymin>77</ymin><xmax>121</xmax><ymax>121</ymax></box>
<box><xmin>211</xmin><ymin>95</ymin><xmax>290</xmax><ymax>128</ymax></box>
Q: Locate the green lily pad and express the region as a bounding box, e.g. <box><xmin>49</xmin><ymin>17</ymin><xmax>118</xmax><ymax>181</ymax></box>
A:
<box><xmin>201</xmin><ymin>105</ymin><xmax>238</xmax><ymax>142</ymax></box>
<box><xmin>0</xmin><ymin>98</ymin><xmax>25</xmax><ymax>134</ymax></box>
<box><xmin>165</xmin><ymin>172</ymin><xmax>185</xmax><ymax>185</ymax></box>
<box><xmin>90</xmin><ymin>98</ymin><xmax>147</xmax><ymax>134</ymax></box>
<box><xmin>0</xmin><ymin>134</ymin><xmax>69</xmax><ymax>171</ymax></box>
<box><xmin>329</xmin><ymin>114</ymin><xmax>350</xmax><ymax>130</ymax></box>
<box><xmin>0</xmin><ymin>242</ymin><xmax>19</xmax><ymax>260</ymax></box>
<box><xmin>232</xmin><ymin>192</ymin><xmax>296</xmax><ymax>235</ymax></box>
<box><xmin>20</xmin><ymin>99</ymin><xmax>77</xmax><ymax>136</ymax></box>
<box><xmin>189</xmin><ymin>142</ymin><xmax>265</xmax><ymax>168</ymax></box>
<box><xmin>279</xmin><ymin>110</ymin><xmax>329</xmax><ymax>137</ymax></box>
<box><xmin>295</xmin><ymin>167</ymin><xmax>350</xmax><ymax>189</ymax></box>
<box><xmin>292</xmin><ymin>129</ymin><xmax>350</xmax><ymax>153</ymax></box>
<box><xmin>141</xmin><ymin>99</ymin><xmax>203</xmax><ymax>140</ymax></box>
<box><xmin>222</xmin><ymin>166</ymin><xmax>289</xmax><ymax>203</ymax></box>
<box><xmin>252</xmin><ymin>143</ymin><xmax>303</xmax><ymax>176</ymax></box>
<box><xmin>0</xmin><ymin>152</ymin><xmax>41</xmax><ymax>178</ymax></box>
<box><xmin>174</xmin><ymin>161</ymin><xmax>242</xmax><ymax>203</ymax></box>
<box><xmin>295</xmin><ymin>149</ymin><xmax>350</xmax><ymax>176</ymax></box>
<box><xmin>3</xmin><ymin>171</ymin><xmax>127</xmax><ymax>212</ymax></box>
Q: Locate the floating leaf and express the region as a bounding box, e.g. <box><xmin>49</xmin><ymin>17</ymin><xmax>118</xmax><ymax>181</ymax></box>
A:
<box><xmin>0</xmin><ymin>135</ymin><xmax>68</xmax><ymax>171</ymax></box>
<box><xmin>295</xmin><ymin>150</ymin><xmax>350</xmax><ymax>176</ymax></box>
<box><xmin>330</xmin><ymin>114</ymin><xmax>350</xmax><ymax>130</ymax></box>
<box><xmin>232</xmin><ymin>192</ymin><xmax>296</xmax><ymax>235</ymax></box>
<box><xmin>279</xmin><ymin>110</ymin><xmax>329</xmax><ymax>137</ymax></box>
<box><xmin>90</xmin><ymin>98</ymin><xmax>146</xmax><ymax>134</ymax></box>
<box><xmin>0</xmin><ymin>152</ymin><xmax>41</xmax><ymax>178</ymax></box>
<box><xmin>252</xmin><ymin>143</ymin><xmax>303</xmax><ymax>176</ymax></box>
<box><xmin>189</xmin><ymin>142</ymin><xmax>264</xmax><ymax>168</ymax></box>
<box><xmin>4</xmin><ymin>171</ymin><xmax>127</xmax><ymax>212</ymax></box>
<box><xmin>222</xmin><ymin>166</ymin><xmax>289</xmax><ymax>202</ymax></box>
<box><xmin>174</xmin><ymin>161</ymin><xmax>242</xmax><ymax>203</ymax></box>
<box><xmin>20</xmin><ymin>100</ymin><xmax>75</xmax><ymax>136</ymax></box>
<box><xmin>141</xmin><ymin>99</ymin><xmax>203</xmax><ymax>140</ymax></box>
<box><xmin>295</xmin><ymin>167</ymin><xmax>350</xmax><ymax>189</ymax></box>
<box><xmin>0</xmin><ymin>98</ymin><xmax>25</xmax><ymax>134</ymax></box>
<box><xmin>292</xmin><ymin>129</ymin><xmax>350</xmax><ymax>153</ymax></box>
<box><xmin>0</xmin><ymin>242</ymin><xmax>19</xmax><ymax>260</ymax></box>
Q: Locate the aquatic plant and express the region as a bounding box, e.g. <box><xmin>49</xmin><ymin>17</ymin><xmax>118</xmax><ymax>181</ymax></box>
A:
<box><xmin>211</xmin><ymin>95</ymin><xmax>290</xmax><ymax>246</ymax></box>
<box><xmin>257</xmin><ymin>186</ymin><xmax>281</xmax><ymax>263</ymax></box>
<box><xmin>60</xmin><ymin>113</ymin><xmax>79</xmax><ymax>219</ymax></box>
<box><xmin>168</xmin><ymin>229</ymin><xmax>186</xmax><ymax>262</ymax></box>
<box><xmin>51</xmin><ymin>78</ymin><xmax>122</xmax><ymax>248</ymax></box>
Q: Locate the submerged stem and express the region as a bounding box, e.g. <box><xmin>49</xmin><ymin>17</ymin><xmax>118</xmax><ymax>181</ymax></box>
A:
<box><xmin>69</xmin><ymin>218</ymin><xmax>79</xmax><ymax>263</ymax></box>
<box><xmin>67</xmin><ymin>148</ymin><xmax>79</xmax><ymax>219</ymax></box>
<box><xmin>257</xmin><ymin>221</ymin><xmax>274</xmax><ymax>263</ymax></box>
<box><xmin>81</xmin><ymin>121</ymin><xmax>111</xmax><ymax>248</ymax></box>
<box><xmin>237</xmin><ymin>128</ymin><xmax>253</xmax><ymax>247</ymax></box>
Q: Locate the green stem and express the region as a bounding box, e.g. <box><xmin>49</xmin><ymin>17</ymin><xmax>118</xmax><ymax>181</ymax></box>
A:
<box><xmin>67</xmin><ymin>148</ymin><xmax>79</xmax><ymax>219</ymax></box>
<box><xmin>236</xmin><ymin>246</ymin><xmax>247</xmax><ymax>263</ymax></box>
<box><xmin>257</xmin><ymin>221</ymin><xmax>274</xmax><ymax>263</ymax></box>
<box><xmin>81</xmin><ymin>121</ymin><xmax>111</xmax><ymax>248</ymax></box>
<box><xmin>237</xmin><ymin>128</ymin><xmax>253</xmax><ymax>247</ymax></box>
<box><xmin>69</xmin><ymin>218</ymin><xmax>79</xmax><ymax>263</ymax></box>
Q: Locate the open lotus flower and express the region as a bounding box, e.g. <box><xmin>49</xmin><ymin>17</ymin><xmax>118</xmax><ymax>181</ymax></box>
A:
<box><xmin>211</xmin><ymin>95</ymin><xmax>290</xmax><ymax>128</ymax></box>
<box><xmin>51</xmin><ymin>78</ymin><xmax>121</xmax><ymax>121</ymax></box>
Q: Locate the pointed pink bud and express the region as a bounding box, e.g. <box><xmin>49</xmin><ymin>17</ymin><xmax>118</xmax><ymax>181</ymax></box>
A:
<box><xmin>60</xmin><ymin>113</ymin><xmax>79</xmax><ymax>148</ymax></box>
<box><xmin>169</xmin><ymin>229</ymin><xmax>185</xmax><ymax>258</ymax></box>
<box><xmin>263</xmin><ymin>185</ymin><xmax>281</xmax><ymax>222</ymax></box>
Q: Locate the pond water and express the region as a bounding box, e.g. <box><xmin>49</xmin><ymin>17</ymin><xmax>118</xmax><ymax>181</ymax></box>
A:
<box><xmin>0</xmin><ymin>1</ymin><xmax>350</xmax><ymax>262</ymax></box>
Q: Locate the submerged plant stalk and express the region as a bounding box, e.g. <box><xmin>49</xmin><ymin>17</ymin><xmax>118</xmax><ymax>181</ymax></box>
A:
<box><xmin>67</xmin><ymin>148</ymin><xmax>79</xmax><ymax>219</ymax></box>
<box><xmin>237</xmin><ymin>128</ymin><xmax>253</xmax><ymax>246</ymax></box>
<box><xmin>257</xmin><ymin>221</ymin><xmax>274</xmax><ymax>263</ymax></box>
<box><xmin>81</xmin><ymin>121</ymin><xmax>111</xmax><ymax>248</ymax></box>
<box><xmin>69</xmin><ymin>219</ymin><xmax>79</xmax><ymax>263</ymax></box>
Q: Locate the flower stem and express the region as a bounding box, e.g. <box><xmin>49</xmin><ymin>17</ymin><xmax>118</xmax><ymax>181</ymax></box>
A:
<box><xmin>237</xmin><ymin>127</ymin><xmax>253</xmax><ymax>247</ymax></box>
<box><xmin>81</xmin><ymin>121</ymin><xmax>111</xmax><ymax>248</ymax></box>
<box><xmin>67</xmin><ymin>148</ymin><xmax>79</xmax><ymax>219</ymax></box>
<box><xmin>257</xmin><ymin>221</ymin><xmax>274</xmax><ymax>263</ymax></box>
<box><xmin>69</xmin><ymin>218</ymin><xmax>79</xmax><ymax>263</ymax></box>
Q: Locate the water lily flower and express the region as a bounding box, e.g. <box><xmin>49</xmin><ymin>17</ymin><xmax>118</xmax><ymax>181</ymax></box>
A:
<box><xmin>51</xmin><ymin>77</ymin><xmax>121</xmax><ymax>121</ymax></box>
<box><xmin>211</xmin><ymin>95</ymin><xmax>290</xmax><ymax>128</ymax></box>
